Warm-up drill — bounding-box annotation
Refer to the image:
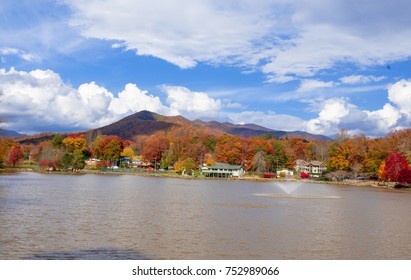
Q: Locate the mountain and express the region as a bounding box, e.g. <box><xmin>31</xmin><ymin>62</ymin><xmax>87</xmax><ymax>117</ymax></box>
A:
<box><xmin>89</xmin><ymin>110</ymin><xmax>330</xmax><ymax>141</ymax></box>
<box><xmin>14</xmin><ymin>110</ymin><xmax>330</xmax><ymax>144</ymax></box>
<box><xmin>93</xmin><ymin>110</ymin><xmax>191</xmax><ymax>140</ymax></box>
<box><xmin>0</xmin><ymin>128</ymin><xmax>26</xmax><ymax>138</ymax></box>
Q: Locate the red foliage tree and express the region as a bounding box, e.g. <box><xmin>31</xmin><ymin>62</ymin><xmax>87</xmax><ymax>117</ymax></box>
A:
<box><xmin>384</xmin><ymin>153</ymin><xmax>410</xmax><ymax>182</ymax></box>
<box><xmin>6</xmin><ymin>146</ymin><xmax>24</xmax><ymax>166</ymax></box>
<box><xmin>398</xmin><ymin>168</ymin><xmax>411</xmax><ymax>185</ymax></box>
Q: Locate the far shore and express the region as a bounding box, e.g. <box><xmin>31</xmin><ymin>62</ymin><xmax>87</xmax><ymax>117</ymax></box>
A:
<box><xmin>2</xmin><ymin>166</ymin><xmax>407</xmax><ymax>191</ymax></box>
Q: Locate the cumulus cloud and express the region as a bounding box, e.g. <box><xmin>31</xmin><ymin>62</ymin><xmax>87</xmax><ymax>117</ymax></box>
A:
<box><xmin>303</xmin><ymin>91</ymin><xmax>407</xmax><ymax>137</ymax></box>
<box><xmin>63</xmin><ymin>0</ymin><xmax>411</xmax><ymax>82</ymax></box>
<box><xmin>162</xmin><ymin>85</ymin><xmax>222</xmax><ymax>118</ymax></box>
<box><xmin>0</xmin><ymin>68</ymin><xmax>229</xmax><ymax>133</ymax></box>
<box><xmin>387</xmin><ymin>79</ymin><xmax>411</xmax><ymax>119</ymax></box>
<box><xmin>0</xmin><ymin>68</ymin><xmax>172</xmax><ymax>133</ymax></box>
<box><xmin>1</xmin><ymin>67</ymin><xmax>410</xmax><ymax>137</ymax></box>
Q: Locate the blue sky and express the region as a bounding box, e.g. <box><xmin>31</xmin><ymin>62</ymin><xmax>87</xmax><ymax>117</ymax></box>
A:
<box><xmin>1</xmin><ymin>0</ymin><xmax>411</xmax><ymax>137</ymax></box>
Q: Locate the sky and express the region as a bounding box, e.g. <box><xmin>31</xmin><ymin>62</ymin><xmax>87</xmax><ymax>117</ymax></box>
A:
<box><xmin>1</xmin><ymin>0</ymin><xmax>411</xmax><ymax>137</ymax></box>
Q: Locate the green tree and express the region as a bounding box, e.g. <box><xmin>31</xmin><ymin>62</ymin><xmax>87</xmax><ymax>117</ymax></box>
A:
<box><xmin>52</xmin><ymin>134</ymin><xmax>64</xmax><ymax>148</ymax></box>
<box><xmin>272</xmin><ymin>141</ymin><xmax>287</xmax><ymax>171</ymax></box>
<box><xmin>61</xmin><ymin>152</ymin><xmax>74</xmax><ymax>171</ymax></box>
<box><xmin>72</xmin><ymin>150</ymin><xmax>86</xmax><ymax>171</ymax></box>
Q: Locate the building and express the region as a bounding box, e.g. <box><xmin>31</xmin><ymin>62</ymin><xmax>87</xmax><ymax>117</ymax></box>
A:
<box><xmin>276</xmin><ymin>169</ymin><xmax>294</xmax><ymax>178</ymax></box>
<box><xmin>201</xmin><ymin>163</ymin><xmax>244</xmax><ymax>178</ymax></box>
<box><xmin>295</xmin><ymin>160</ymin><xmax>327</xmax><ymax>176</ymax></box>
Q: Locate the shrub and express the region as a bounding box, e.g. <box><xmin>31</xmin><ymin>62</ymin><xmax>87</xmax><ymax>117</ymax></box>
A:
<box><xmin>300</xmin><ymin>172</ymin><xmax>310</xmax><ymax>179</ymax></box>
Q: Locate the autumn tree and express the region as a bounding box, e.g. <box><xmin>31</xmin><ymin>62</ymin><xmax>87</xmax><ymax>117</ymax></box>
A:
<box><xmin>141</xmin><ymin>135</ymin><xmax>170</xmax><ymax>167</ymax></box>
<box><xmin>384</xmin><ymin>153</ymin><xmax>410</xmax><ymax>183</ymax></box>
<box><xmin>398</xmin><ymin>168</ymin><xmax>411</xmax><ymax>186</ymax></box>
<box><xmin>121</xmin><ymin>147</ymin><xmax>135</xmax><ymax>161</ymax></box>
<box><xmin>100</xmin><ymin>136</ymin><xmax>125</xmax><ymax>161</ymax></box>
<box><xmin>63</xmin><ymin>134</ymin><xmax>87</xmax><ymax>153</ymax></box>
<box><xmin>0</xmin><ymin>138</ymin><xmax>14</xmax><ymax>165</ymax></box>
<box><xmin>283</xmin><ymin>138</ymin><xmax>307</xmax><ymax>168</ymax></box>
<box><xmin>327</xmin><ymin>140</ymin><xmax>352</xmax><ymax>171</ymax></box>
<box><xmin>38</xmin><ymin>141</ymin><xmax>64</xmax><ymax>170</ymax></box>
<box><xmin>204</xmin><ymin>153</ymin><xmax>216</xmax><ymax>166</ymax></box>
<box><xmin>378</xmin><ymin>161</ymin><xmax>388</xmax><ymax>181</ymax></box>
<box><xmin>6</xmin><ymin>146</ymin><xmax>24</xmax><ymax>166</ymax></box>
<box><xmin>214</xmin><ymin>134</ymin><xmax>242</xmax><ymax>165</ymax></box>
<box><xmin>364</xmin><ymin>138</ymin><xmax>388</xmax><ymax>174</ymax></box>
<box><xmin>253</xmin><ymin>150</ymin><xmax>267</xmax><ymax>172</ymax></box>
<box><xmin>174</xmin><ymin>157</ymin><xmax>196</xmax><ymax>175</ymax></box>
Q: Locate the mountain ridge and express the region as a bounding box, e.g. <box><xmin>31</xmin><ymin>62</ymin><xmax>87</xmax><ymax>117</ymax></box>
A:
<box><xmin>91</xmin><ymin>110</ymin><xmax>330</xmax><ymax>141</ymax></box>
<box><xmin>13</xmin><ymin>110</ymin><xmax>330</xmax><ymax>144</ymax></box>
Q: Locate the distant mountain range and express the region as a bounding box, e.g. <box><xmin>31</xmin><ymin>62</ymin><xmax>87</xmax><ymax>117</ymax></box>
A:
<box><xmin>12</xmin><ymin>110</ymin><xmax>330</xmax><ymax>144</ymax></box>
<box><xmin>92</xmin><ymin>110</ymin><xmax>330</xmax><ymax>141</ymax></box>
<box><xmin>0</xmin><ymin>128</ymin><xmax>26</xmax><ymax>138</ymax></box>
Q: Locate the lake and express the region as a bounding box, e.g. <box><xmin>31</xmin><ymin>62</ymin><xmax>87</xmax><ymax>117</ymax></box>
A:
<box><xmin>1</xmin><ymin>172</ymin><xmax>411</xmax><ymax>259</ymax></box>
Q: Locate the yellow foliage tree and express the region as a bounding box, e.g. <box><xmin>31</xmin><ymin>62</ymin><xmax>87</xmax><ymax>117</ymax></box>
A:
<box><xmin>204</xmin><ymin>153</ymin><xmax>216</xmax><ymax>166</ymax></box>
<box><xmin>63</xmin><ymin>135</ymin><xmax>87</xmax><ymax>153</ymax></box>
<box><xmin>121</xmin><ymin>147</ymin><xmax>135</xmax><ymax>161</ymax></box>
<box><xmin>174</xmin><ymin>157</ymin><xmax>196</xmax><ymax>175</ymax></box>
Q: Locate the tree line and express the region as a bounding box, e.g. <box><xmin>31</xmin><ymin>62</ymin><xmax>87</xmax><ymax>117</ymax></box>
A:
<box><xmin>1</xmin><ymin>128</ymin><xmax>410</xmax><ymax>184</ymax></box>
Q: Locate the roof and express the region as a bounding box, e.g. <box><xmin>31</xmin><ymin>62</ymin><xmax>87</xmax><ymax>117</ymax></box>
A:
<box><xmin>309</xmin><ymin>161</ymin><xmax>325</xmax><ymax>166</ymax></box>
<box><xmin>207</xmin><ymin>163</ymin><xmax>242</xmax><ymax>170</ymax></box>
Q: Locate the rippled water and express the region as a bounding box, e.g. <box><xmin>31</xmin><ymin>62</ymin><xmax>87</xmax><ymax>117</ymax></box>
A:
<box><xmin>1</xmin><ymin>172</ymin><xmax>411</xmax><ymax>259</ymax></box>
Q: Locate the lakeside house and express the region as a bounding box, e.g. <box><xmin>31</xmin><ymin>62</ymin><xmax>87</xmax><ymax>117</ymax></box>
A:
<box><xmin>276</xmin><ymin>169</ymin><xmax>294</xmax><ymax>178</ymax></box>
<box><xmin>201</xmin><ymin>163</ymin><xmax>244</xmax><ymax>178</ymax></box>
<box><xmin>295</xmin><ymin>159</ymin><xmax>327</xmax><ymax>176</ymax></box>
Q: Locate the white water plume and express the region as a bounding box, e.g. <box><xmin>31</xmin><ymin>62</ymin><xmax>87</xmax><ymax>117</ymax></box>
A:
<box><xmin>276</xmin><ymin>182</ymin><xmax>302</xmax><ymax>194</ymax></box>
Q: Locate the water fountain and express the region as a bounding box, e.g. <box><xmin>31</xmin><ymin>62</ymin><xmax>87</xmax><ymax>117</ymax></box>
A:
<box><xmin>253</xmin><ymin>181</ymin><xmax>341</xmax><ymax>199</ymax></box>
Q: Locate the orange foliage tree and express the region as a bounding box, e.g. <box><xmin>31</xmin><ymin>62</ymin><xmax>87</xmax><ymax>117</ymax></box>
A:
<box><xmin>142</xmin><ymin>135</ymin><xmax>170</xmax><ymax>166</ymax></box>
<box><xmin>214</xmin><ymin>134</ymin><xmax>242</xmax><ymax>165</ymax></box>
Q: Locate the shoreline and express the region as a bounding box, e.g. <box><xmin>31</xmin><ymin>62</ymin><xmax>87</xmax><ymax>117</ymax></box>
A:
<box><xmin>2</xmin><ymin>167</ymin><xmax>406</xmax><ymax>191</ymax></box>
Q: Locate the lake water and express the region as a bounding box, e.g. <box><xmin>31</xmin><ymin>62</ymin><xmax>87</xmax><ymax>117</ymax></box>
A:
<box><xmin>1</xmin><ymin>172</ymin><xmax>411</xmax><ymax>260</ymax></box>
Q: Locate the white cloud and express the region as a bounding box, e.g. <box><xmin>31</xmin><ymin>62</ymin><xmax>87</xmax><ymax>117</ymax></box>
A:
<box><xmin>1</xmin><ymin>67</ymin><xmax>410</xmax><ymax>137</ymax></box>
<box><xmin>387</xmin><ymin>79</ymin><xmax>411</xmax><ymax>119</ymax></box>
<box><xmin>0</xmin><ymin>48</ymin><xmax>40</xmax><ymax>62</ymax></box>
<box><xmin>65</xmin><ymin>0</ymin><xmax>283</xmax><ymax>69</ymax></box>
<box><xmin>109</xmin><ymin>84</ymin><xmax>170</xmax><ymax>116</ymax></box>
<box><xmin>0</xmin><ymin>68</ymin><xmax>174</xmax><ymax>133</ymax></box>
<box><xmin>297</xmin><ymin>79</ymin><xmax>335</xmax><ymax>93</ymax></box>
<box><xmin>228</xmin><ymin>111</ymin><xmax>305</xmax><ymax>132</ymax></box>
<box><xmin>162</xmin><ymin>85</ymin><xmax>222</xmax><ymax>118</ymax></box>
<box><xmin>62</xmin><ymin>0</ymin><xmax>411</xmax><ymax>82</ymax></box>
<box><xmin>0</xmin><ymin>68</ymin><xmax>227</xmax><ymax>133</ymax></box>
<box><xmin>340</xmin><ymin>75</ymin><xmax>386</xmax><ymax>85</ymax></box>
<box><xmin>366</xmin><ymin>104</ymin><xmax>402</xmax><ymax>135</ymax></box>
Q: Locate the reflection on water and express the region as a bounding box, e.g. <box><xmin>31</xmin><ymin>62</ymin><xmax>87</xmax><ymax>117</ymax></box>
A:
<box><xmin>1</xmin><ymin>173</ymin><xmax>411</xmax><ymax>259</ymax></box>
